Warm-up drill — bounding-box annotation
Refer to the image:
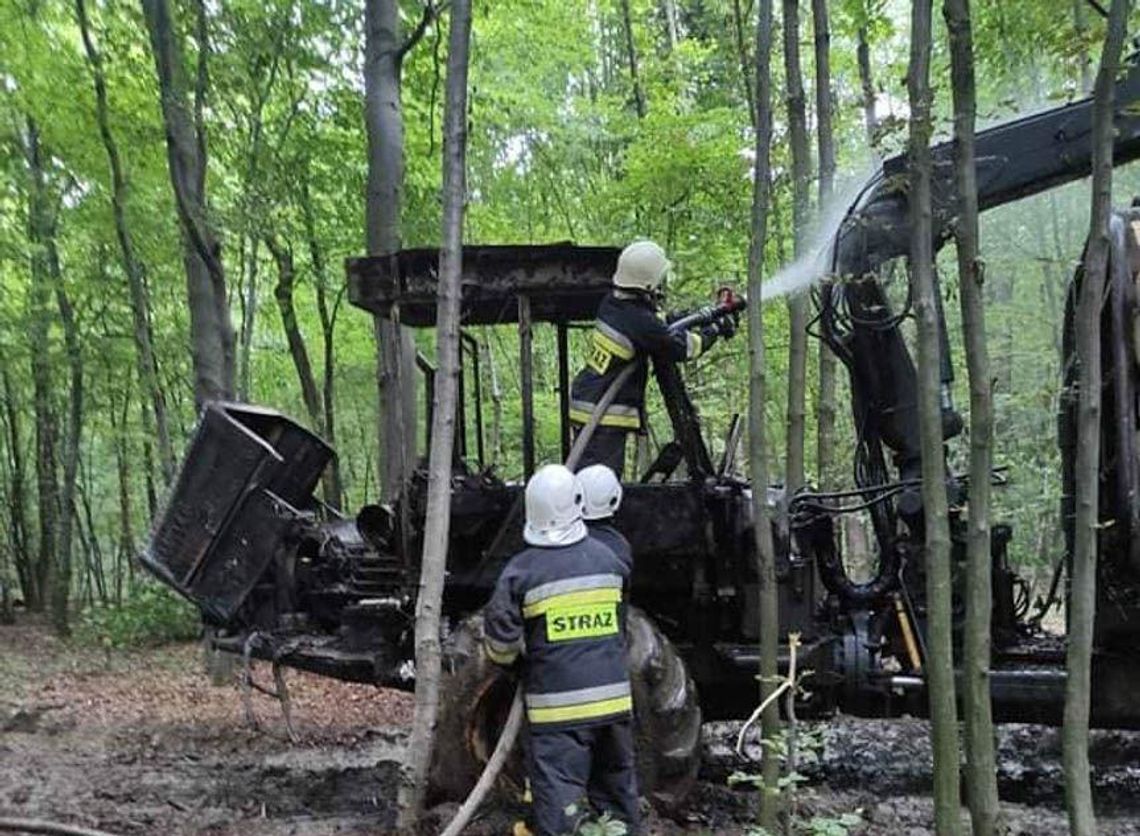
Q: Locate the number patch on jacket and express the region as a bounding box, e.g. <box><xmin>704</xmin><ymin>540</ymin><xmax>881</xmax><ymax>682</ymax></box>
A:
<box><xmin>587</xmin><ymin>340</ymin><xmax>613</xmax><ymax>374</ymax></box>
<box><xmin>546</xmin><ymin>603</ymin><xmax>619</xmax><ymax>642</ymax></box>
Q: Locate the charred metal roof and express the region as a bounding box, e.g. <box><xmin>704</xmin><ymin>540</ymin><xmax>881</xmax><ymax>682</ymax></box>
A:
<box><xmin>347</xmin><ymin>242</ymin><xmax>621</xmax><ymax>327</ymax></box>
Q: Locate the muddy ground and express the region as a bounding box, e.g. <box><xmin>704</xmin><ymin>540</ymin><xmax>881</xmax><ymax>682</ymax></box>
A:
<box><xmin>1</xmin><ymin>618</ymin><xmax>1138</xmax><ymax>835</ymax></box>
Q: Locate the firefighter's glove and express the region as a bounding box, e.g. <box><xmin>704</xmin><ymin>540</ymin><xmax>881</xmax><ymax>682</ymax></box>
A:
<box><xmin>717</xmin><ymin>315</ymin><xmax>737</xmax><ymax>339</ymax></box>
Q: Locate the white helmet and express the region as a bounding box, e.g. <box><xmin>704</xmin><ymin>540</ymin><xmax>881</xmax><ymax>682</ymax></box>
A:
<box><xmin>613</xmin><ymin>240</ymin><xmax>671</xmax><ymax>293</ymax></box>
<box><xmin>578</xmin><ymin>464</ymin><xmax>623</xmax><ymax>521</ymax></box>
<box><xmin>524</xmin><ymin>464</ymin><xmax>587</xmax><ymax>547</ymax></box>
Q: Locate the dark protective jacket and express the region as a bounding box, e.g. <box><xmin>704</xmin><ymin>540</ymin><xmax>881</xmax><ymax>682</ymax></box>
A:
<box><xmin>569</xmin><ymin>290</ymin><xmax>715</xmax><ymax>430</ymax></box>
<box><xmin>483</xmin><ymin>534</ymin><xmax>632</xmax><ymax>731</ymax></box>
<box><xmin>586</xmin><ymin>521</ymin><xmax>632</xmax><ymax>576</ymax></box>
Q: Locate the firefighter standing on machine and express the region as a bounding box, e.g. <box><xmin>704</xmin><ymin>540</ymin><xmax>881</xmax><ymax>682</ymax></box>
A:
<box><xmin>483</xmin><ymin>464</ymin><xmax>640</xmax><ymax>836</ymax></box>
<box><xmin>570</xmin><ymin>239</ymin><xmax>737</xmax><ymax>478</ymax></box>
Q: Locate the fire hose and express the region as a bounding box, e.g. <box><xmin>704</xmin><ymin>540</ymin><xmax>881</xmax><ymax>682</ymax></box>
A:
<box><xmin>666</xmin><ymin>287</ymin><xmax>747</xmax><ymax>334</ymax></box>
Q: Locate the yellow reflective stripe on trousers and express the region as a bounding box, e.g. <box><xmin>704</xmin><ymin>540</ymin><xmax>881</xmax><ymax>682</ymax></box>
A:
<box><xmin>522</xmin><ymin>586</ymin><xmax>622</xmax><ymax>619</ymax></box>
<box><xmin>526</xmin><ymin>694</ymin><xmax>633</xmax><ymax>725</ymax></box>
<box><xmin>568</xmin><ymin>407</ymin><xmax>641</xmax><ymax>430</ymax></box>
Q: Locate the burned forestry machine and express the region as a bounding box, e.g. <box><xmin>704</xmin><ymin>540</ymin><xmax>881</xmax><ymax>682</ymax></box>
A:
<box><xmin>143</xmin><ymin>61</ymin><xmax>1140</xmax><ymax>801</ymax></box>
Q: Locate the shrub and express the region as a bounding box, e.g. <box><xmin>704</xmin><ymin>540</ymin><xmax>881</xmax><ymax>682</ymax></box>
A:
<box><xmin>77</xmin><ymin>582</ymin><xmax>201</xmax><ymax>648</ymax></box>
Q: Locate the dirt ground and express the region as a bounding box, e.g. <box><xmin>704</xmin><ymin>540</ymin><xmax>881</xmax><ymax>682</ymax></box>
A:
<box><xmin>2</xmin><ymin>617</ymin><xmax>1138</xmax><ymax>835</ymax></box>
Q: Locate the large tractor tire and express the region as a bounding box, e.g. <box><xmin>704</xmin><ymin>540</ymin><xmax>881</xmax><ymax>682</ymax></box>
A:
<box><xmin>625</xmin><ymin>606</ymin><xmax>702</xmax><ymax>807</ymax></box>
<box><xmin>428</xmin><ymin>612</ymin><xmax>525</xmax><ymax>804</ymax></box>
<box><xmin>428</xmin><ymin>607</ymin><xmax>702</xmax><ymax>808</ymax></box>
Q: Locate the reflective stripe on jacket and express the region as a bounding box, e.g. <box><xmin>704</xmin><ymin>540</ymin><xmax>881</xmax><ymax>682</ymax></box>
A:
<box><xmin>483</xmin><ymin>535</ymin><xmax>633</xmax><ymax>730</ymax></box>
<box><xmin>570</xmin><ymin>291</ymin><xmax>706</xmax><ymax>430</ymax></box>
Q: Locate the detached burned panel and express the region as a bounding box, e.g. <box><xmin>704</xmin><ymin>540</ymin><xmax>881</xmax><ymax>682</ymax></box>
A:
<box><xmin>141</xmin><ymin>403</ymin><xmax>332</xmax><ymax>624</ymax></box>
<box><xmin>347</xmin><ymin>243</ymin><xmax>620</xmax><ymax>326</ymax></box>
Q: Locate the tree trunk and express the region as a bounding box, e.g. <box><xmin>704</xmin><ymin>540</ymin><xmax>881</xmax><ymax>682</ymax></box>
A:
<box><xmin>235</xmin><ymin>26</ymin><xmax>287</xmax><ymax>402</ymax></box>
<box><xmin>52</xmin><ymin>263</ymin><xmax>83</xmax><ymax>636</ymax></box>
<box><xmin>783</xmin><ymin>0</ymin><xmax>810</xmax><ymax>495</ymax></box>
<box><xmin>266</xmin><ymin>235</ymin><xmax>323</xmax><ymax>429</ymax></box>
<box><xmin>1041</xmin><ymin>194</ymin><xmax>1067</xmax><ymax>359</ymax></box>
<box><xmin>661</xmin><ymin>0</ymin><xmax>679</xmax><ymax>51</ymax></box>
<box><xmin>908</xmin><ymin>3</ymin><xmax>962</xmax><ymax>834</ymax></box>
<box><xmin>0</xmin><ymin>368</ymin><xmax>33</xmax><ymax>609</ymax></box>
<box><xmin>1066</xmin><ymin>4</ymin><xmax>1130</xmax><ymax>834</ymax></box>
<box><xmin>944</xmin><ymin>1</ymin><xmax>1000</xmax><ymax>832</ymax></box>
<box><xmin>111</xmin><ymin>387</ymin><xmax>133</xmax><ymax>606</ymax></box>
<box><xmin>238</xmin><ymin>238</ymin><xmax>259</xmax><ymax>401</ymax></box>
<box><xmin>396</xmin><ymin>0</ymin><xmax>472</xmax><ymax>827</ymax></box>
<box><xmin>365</xmin><ymin>0</ymin><xmax>420</xmax><ymax>504</ymax></box>
<box><xmin>812</xmin><ymin>0</ymin><xmax>834</xmax><ymax>204</ymax></box>
<box><xmin>746</xmin><ymin>0</ymin><xmax>780</xmax><ymax>830</ymax></box>
<box><xmin>811</xmin><ymin>0</ymin><xmax>836</xmax><ymax>489</ymax></box>
<box><xmin>24</xmin><ymin>117</ymin><xmax>59</xmax><ymax>616</ymax></box>
<box><xmin>857</xmin><ymin>25</ymin><xmax>877</xmax><ymax>145</ymax></box>
<box><xmin>265</xmin><ymin>233</ymin><xmax>341</xmax><ymax>508</ymax></box>
<box><xmin>76</xmin><ymin>0</ymin><xmax>175</xmax><ymax>485</ymax></box>
<box><xmin>301</xmin><ymin>180</ymin><xmax>344</xmax><ymax>510</ymax></box>
<box><xmin>731</xmin><ymin>0</ymin><xmax>756</xmax><ymax>128</ymax></box>
<box><xmin>1073</xmin><ymin>0</ymin><xmax>1094</xmax><ymax>94</ymax></box>
<box><xmin>139</xmin><ymin>401</ymin><xmax>157</xmax><ymax>521</ymax></box>
<box><xmin>619</xmin><ymin>0</ymin><xmax>647</xmax><ymax>118</ymax></box>
<box><xmin>76</xmin><ymin>457</ymin><xmax>106</xmax><ymax>607</ymax></box>
<box><xmin>142</xmin><ymin>0</ymin><xmax>244</xmax><ymax>676</ymax></box>
<box><xmin>141</xmin><ymin>0</ymin><xmax>235</xmax><ymax>408</ymax></box>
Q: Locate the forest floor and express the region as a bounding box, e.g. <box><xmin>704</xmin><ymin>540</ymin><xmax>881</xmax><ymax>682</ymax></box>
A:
<box><xmin>2</xmin><ymin>617</ymin><xmax>1139</xmax><ymax>835</ymax></box>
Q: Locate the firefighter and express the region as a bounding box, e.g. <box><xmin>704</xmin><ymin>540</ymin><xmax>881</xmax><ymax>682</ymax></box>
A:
<box><xmin>578</xmin><ymin>464</ymin><xmax>631</xmax><ymax>575</ymax></box>
<box><xmin>570</xmin><ymin>239</ymin><xmax>736</xmax><ymax>478</ymax></box>
<box><xmin>483</xmin><ymin>464</ymin><xmax>639</xmax><ymax>836</ymax></box>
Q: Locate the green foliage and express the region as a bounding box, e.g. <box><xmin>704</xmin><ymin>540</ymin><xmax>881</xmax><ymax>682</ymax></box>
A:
<box><xmin>76</xmin><ymin>582</ymin><xmax>200</xmax><ymax>648</ymax></box>
<box><xmin>564</xmin><ymin>803</ymin><xmax>628</xmax><ymax>836</ymax></box>
<box><xmin>803</xmin><ymin>812</ymin><xmax>864</xmax><ymax>836</ymax></box>
<box><xmin>745</xmin><ymin>810</ymin><xmax>863</xmax><ymax>836</ymax></box>
<box><xmin>731</xmin><ymin>724</ymin><xmax>866</xmax><ymax>835</ymax></box>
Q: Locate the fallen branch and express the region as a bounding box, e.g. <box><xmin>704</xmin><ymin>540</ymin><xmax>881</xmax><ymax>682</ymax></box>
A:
<box><xmin>783</xmin><ymin>633</ymin><xmax>802</xmax><ymax>826</ymax></box>
<box><xmin>735</xmin><ymin>679</ymin><xmax>791</xmax><ymax>758</ymax></box>
<box><xmin>0</xmin><ymin>818</ymin><xmax>123</xmax><ymax>836</ymax></box>
<box><xmin>735</xmin><ymin>633</ymin><xmax>800</xmax><ymax>758</ymax></box>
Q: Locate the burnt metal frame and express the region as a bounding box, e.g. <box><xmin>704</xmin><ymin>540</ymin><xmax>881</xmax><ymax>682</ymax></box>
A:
<box><xmin>519</xmin><ymin>294</ymin><xmax>535</xmax><ymax>477</ymax></box>
<box><xmin>415</xmin><ymin>331</ymin><xmax>488</xmax><ymax>470</ymax></box>
<box><xmin>352</xmin><ymin>243</ymin><xmax>718</xmax><ymax>483</ymax></box>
